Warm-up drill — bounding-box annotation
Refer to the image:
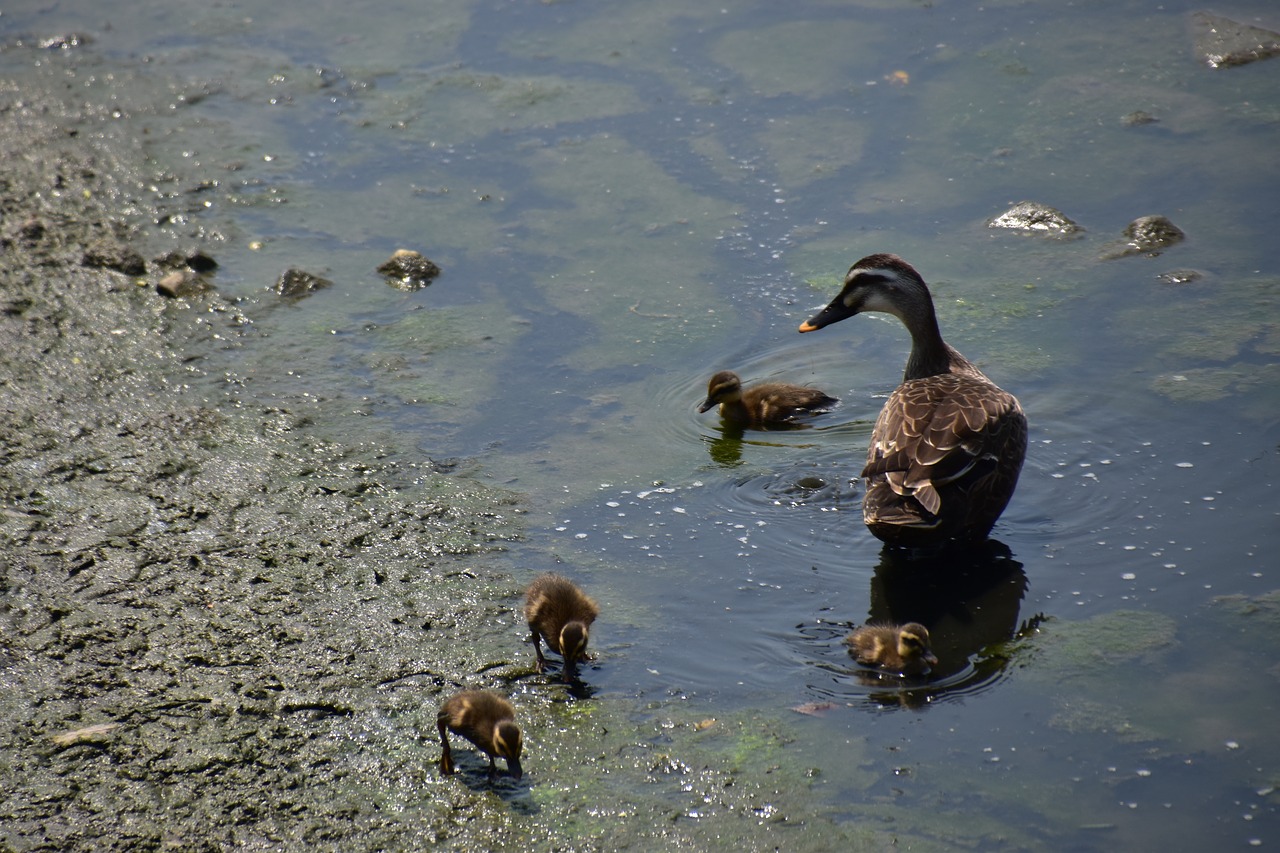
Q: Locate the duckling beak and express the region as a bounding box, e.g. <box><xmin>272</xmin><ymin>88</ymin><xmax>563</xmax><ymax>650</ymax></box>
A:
<box><xmin>924</xmin><ymin>651</ymin><xmax>940</xmax><ymax>667</ymax></box>
<box><xmin>506</xmin><ymin>757</ymin><xmax>523</xmax><ymax>780</ymax></box>
<box><xmin>697</xmin><ymin>397</ymin><xmax>717</xmax><ymax>413</ymax></box>
<box><xmin>799</xmin><ymin>298</ymin><xmax>858</xmax><ymax>333</ymax></box>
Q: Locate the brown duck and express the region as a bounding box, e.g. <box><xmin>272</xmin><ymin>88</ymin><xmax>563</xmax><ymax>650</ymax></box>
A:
<box><xmin>800</xmin><ymin>254</ymin><xmax>1027</xmax><ymax>547</ymax></box>
<box><xmin>698</xmin><ymin>370</ymin><xmax>837</xmax><ymax>427</ymax></box>
<box><xmin>846</xmin><ymin>622</ymin><xmax>939</xmax><ymax>675</ymax></box>
<box><xmin>524</xmin><ymin>573</ymin><xmax>599</xmax><ymax>676</ymax></box>
<box><xmin>437</xmin><ymin>689</ymin><xmax>523</xmax><ymax>779</ymax></box>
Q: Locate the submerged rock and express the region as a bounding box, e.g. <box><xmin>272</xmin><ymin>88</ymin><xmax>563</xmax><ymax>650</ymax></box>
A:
<box><xmin>377</xmin><ymin>248</ymin><xmax>441</xmax><ymax>291</ymax></box>
<box><xmin>987</xmin><ymin>201</ymin><xmax>1083</xmax><ymax>237</ymax></box>
<box><xmin>1121</xmin><ymin>110</ymin><xmax>1159</xmax><ymax>127</ymax></box>
<box><xmin>275</xmin><ymin>268</ymin><xmax>333</xmax><ymax>298</ymax></box>
<box><xmin>1192</xmin><ymin>11</ymin><xmax>1280</xmax><ymax>69</ymax></box>
<box><xmin>1101</xmin><ymin>215</ymin><xmax>1186</xmax><ymax>259</ymax></box>
<box><xmin>1156</xmin><ymin>268</ymin><xmax>1205</xmax><ymax>285</ymax></box>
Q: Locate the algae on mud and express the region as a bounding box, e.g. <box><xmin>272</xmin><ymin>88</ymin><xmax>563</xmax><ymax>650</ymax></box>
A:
<box><xmin>0</xmin><ymin>63</ymin><xmax>528</xmax><ymax>853</ymax></box>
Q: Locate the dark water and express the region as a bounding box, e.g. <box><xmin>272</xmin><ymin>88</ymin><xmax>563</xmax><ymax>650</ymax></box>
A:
<box><xmin>9</xmin><ymin>0</ymin><xmax>1279</xmax><ymax>847</ymax></box>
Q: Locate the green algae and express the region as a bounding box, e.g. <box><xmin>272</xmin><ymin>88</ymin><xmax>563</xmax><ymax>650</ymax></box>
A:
<box><xmin>518</xmin><ymin>133</ymin><xmax>741</xmax><ymax>365</ymax></box>
<box><xmin>1152</xmin><ymin>364</ymin><xmax>1280</xmax><ymax>407</ymax></box>
<box><xmin>388</xmin><ymin>70</ymin><xmax>645</xmax><ymax>148</ymax></box>
<box><xmin>711</xmin><ymin>19</ymin><xmax>889</xmax><ymax>99</ymax></box>
<box><xmin>1017</xmin><ymin>610</ymin><xmax>1178</xmax><ymax>680</ymax></box>
<box><xmin>756</xmin><ymin>110</ymin><xmax>871</xmax><ymax>187</ymax></box>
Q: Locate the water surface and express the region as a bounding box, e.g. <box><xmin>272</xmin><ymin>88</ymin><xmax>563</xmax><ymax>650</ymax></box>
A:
<box><xmin>7</xmin><ymin>0</ymin><xmax>1278</xmax><ymax>848</ymax></box>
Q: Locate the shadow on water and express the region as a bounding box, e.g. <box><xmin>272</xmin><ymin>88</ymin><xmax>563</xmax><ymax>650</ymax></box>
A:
<box><xmin>799</xmin><ymin>539</ymin><xmax>1039</xmax><ymax>711</ymax></box>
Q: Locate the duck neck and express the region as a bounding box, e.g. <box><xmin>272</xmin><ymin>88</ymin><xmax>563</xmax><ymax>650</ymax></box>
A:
<box><xmin>902</xmin><ymin>306</ymin><xmax>956</xmax><ymax>381</ymax></box>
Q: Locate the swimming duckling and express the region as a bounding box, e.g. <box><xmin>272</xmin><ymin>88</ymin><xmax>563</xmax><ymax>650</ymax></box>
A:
<box><xmin>524</xmin><ymin>573</ymin><xmax>599</xmax><ymax>676</ymax></box>
<box><xmin>845</xmin><ymin>622</ymin><xmax>939</xmax><ymax>675</ymax></box>
<box><xmin>437</xmin><ymin>689</ymin><xmax>523</xmax><ymax>780</ymax></box>
<box><xmin>800</xmin><ymin>254</ymin><xmax>1027</xmax><ymax>546</ymax></box>
<box><xmin>698</xmin><ymin>370</ymin><xmax>838</xmax><ymax>427</ymax></box>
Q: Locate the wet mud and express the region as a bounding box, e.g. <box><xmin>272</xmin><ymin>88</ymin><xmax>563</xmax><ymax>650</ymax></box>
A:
<box><xmin>0</xmin><ymin>68</ymin><xmax>526</xmax><ymax>851</ymax></box>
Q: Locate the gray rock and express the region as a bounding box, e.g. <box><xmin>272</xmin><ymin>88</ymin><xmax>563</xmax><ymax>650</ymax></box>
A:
<box><xmin>1193</xmin><ymin>12</ymin><xmax>1280</xmax><ymax>69</ymax></box>
<box><xmin>1101</xmin><ymin>215</ymin><xmax>1186</xmax><ymax>260</ymax></box>
<box><xmin>377</xmin><ymin>248</ymin><xmax>441</xmax><ymax>291</ymax></box>
<box><xmin>1157</xmin><ymin>268</ymin><xmax>1205</xmax><ymax>285</ymax></box>
<box><xmin>275</xmin><ymin>268</ymin><xmax>333</xmax><ymax>298</ymax></box>
<box><xmin>988</xmin><ymin>201</ymin><xmax>1083</xmax><ymax>237</ymax></box>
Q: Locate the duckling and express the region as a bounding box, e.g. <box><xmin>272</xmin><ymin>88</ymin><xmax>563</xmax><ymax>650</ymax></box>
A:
<box><xmin>524</xmin><ymin>573</ymin><xmax>599</xmax><ymax>676</ymax></box>
<box><xmin>800</xmin><ymin>254</ymin><xmax>1027</xmax><ymax>547</ymax></box>
<box><xmin>845</xmin><ymin>622</ymin><xmax>939</xmax><ymax>675</ymax></box>
<box><xmin>437</xmin><ymin>689</ymin><xmax>523</xmax><ymax>780</ymax></box>
<box><xmin>698</xmin><ymin>370</ymin><xmax>838</xmax><ymax>427</ymax></box>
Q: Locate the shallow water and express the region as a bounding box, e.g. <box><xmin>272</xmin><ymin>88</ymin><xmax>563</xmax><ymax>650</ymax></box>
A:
<box><xmin>7</xmin><ymin>0</ymin><xmax>1279</xmax><ymax>848</ymax></box>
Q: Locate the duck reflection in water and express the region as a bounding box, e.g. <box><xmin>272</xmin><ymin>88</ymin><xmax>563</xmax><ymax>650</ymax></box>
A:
<box><xmin>855</xmin><ymin>539</ymin><xmax>1035</xmax><ymax>709</ymax></box>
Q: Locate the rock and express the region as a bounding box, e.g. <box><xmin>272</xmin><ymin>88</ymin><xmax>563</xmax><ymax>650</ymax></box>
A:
<box><xmin>1121</xmin><ymin>111</ymin><xmax>1159</xmax><ymax>126</ymax></box>
<box><xmin>377</xmin><ymin>249</ymin><xmax>441</xmax><ymax>291</ymax></box>
<box><xmin>275</xmin><ymin>268</ymin><xmax>332</xmax><ymax>298</ymax></box>
<box><xmin>987</xmin><ymin>201</ymin><xmax>1083</xmax><ymax>237</ymax></box>
<box><xmin>18</xmin><ymin>218</ymin><xmax>47</xmax><ymax>244</ymax></box>
<box><xmin>156</xmin><ymin>270</ymin><xmax>208</xmax><ymax>298</ymax></box>
<box><xmin>1101</xmin><ymin>215</ymin><xmax>1186</xmax><ymax>260</ymax></box>
<box><xmin>155</xmin><ymin>249</ymin><xmax>219</xmax><ymax>273</ymax></box>
<box><xmin>1192</xmin><ymin>12</ymin><xmax>1280</xmax><ymax>69</ymax></box>
<box><xmin>82</xmin><ymin>243</ymin><xmax>146</xmax><ymax>276</ymax></box>
<box><xmin>1156</xmin><ymin>268</ymin><xmax>1205</xmax><ymax>285</ymax></box>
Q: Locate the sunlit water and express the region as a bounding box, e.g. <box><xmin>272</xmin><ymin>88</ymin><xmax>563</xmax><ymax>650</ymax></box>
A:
<box><xmin>8</xmin><ymin>0</ymin><xmax>1279</xmax><ymax>847</ymax></box>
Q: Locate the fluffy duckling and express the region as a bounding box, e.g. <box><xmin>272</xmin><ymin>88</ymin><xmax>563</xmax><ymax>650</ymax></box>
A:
<box><xmin>800</xmin><ymin>254</ymin><xmax>1027</xmax><ymax>546</ymax></box>
<box><xmin>437</xmin><ymin>690</ymin><xmax>523</xmax><ymax>780</ymax></box>
<box><xmin>845</xmin><ymin>622</ymin><xmax>939</xmax><ymax>675</ymax></box>
<box><xmin>698</xmin><ymin>370</ymin><xmax>838</xmax><ymax>427</ymax></box>
<box><xmin>524</xmin><ymin>573</ymin><xmax>599</xmax><ymax>676</ymax></box>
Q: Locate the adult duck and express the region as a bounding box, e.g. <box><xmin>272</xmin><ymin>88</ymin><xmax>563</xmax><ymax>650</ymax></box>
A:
<box><xmin>799</xmin><ymin>254</ymin><xmax>1027</xmax><ymax>547</ymax></box>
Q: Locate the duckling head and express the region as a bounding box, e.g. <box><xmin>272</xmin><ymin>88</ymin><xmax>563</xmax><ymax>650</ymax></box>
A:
<box><xmin>898</xmin><ymin>622</ymin><xmax>939</xmax><ymax>670</ymax></box>
<box><xmin>559</xmin><ymin>620</ymin><xmax>591</xmax><ymax>669</ymax></box>
<box><xmin>494</xmin><ymin>720</ymin><xmax>523</xmax><ymax>779</ymax></box>
<box><xmin>698</xmin><ymin>371</ymin><xmax>743</xmax><ymax>413</ymax></box>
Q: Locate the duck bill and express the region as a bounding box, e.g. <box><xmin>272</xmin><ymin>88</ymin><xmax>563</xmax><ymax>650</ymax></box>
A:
<box><xmin>798</xmin><ymin>298</ymin><xmax>858</xmax><ymax>333</ymax></box>
<box><xmin>924</xmin><ymin>652</ymin><xmax>940</xmax><ymax>668</ymax></box>
<box><xmin>506</xmin><ymin>757</ymin><xmax>523</xmax><ymax>780</ymax></box>
<box><xmin>697</xmin><ymin>398</ymin><xmax>717</xmax><ymax>413</ymax></box>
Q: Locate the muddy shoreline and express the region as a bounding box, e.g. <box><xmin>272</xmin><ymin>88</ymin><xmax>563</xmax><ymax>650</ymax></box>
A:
<box><xmin>0</xmin><ymin>60</ymin><xmax>531</xmax><ymax>851</ymax></box>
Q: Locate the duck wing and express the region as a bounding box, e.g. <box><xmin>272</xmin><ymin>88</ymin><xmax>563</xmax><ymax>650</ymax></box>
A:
<box><xmin>862</xmin><ymin>372</ymin><xmax>1026</xmax><ymax>542</ymax></box>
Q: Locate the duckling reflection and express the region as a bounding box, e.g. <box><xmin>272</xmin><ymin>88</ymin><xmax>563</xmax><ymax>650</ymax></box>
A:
<box><xmin>704</xmin><ymin>422</ymin><xmax>747</xmax><ymax>466</ymax></box>
<box><xmin>698</xmin><ymin>370</ymin><xmax>837</xmax><ymax>428</ymax></box>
